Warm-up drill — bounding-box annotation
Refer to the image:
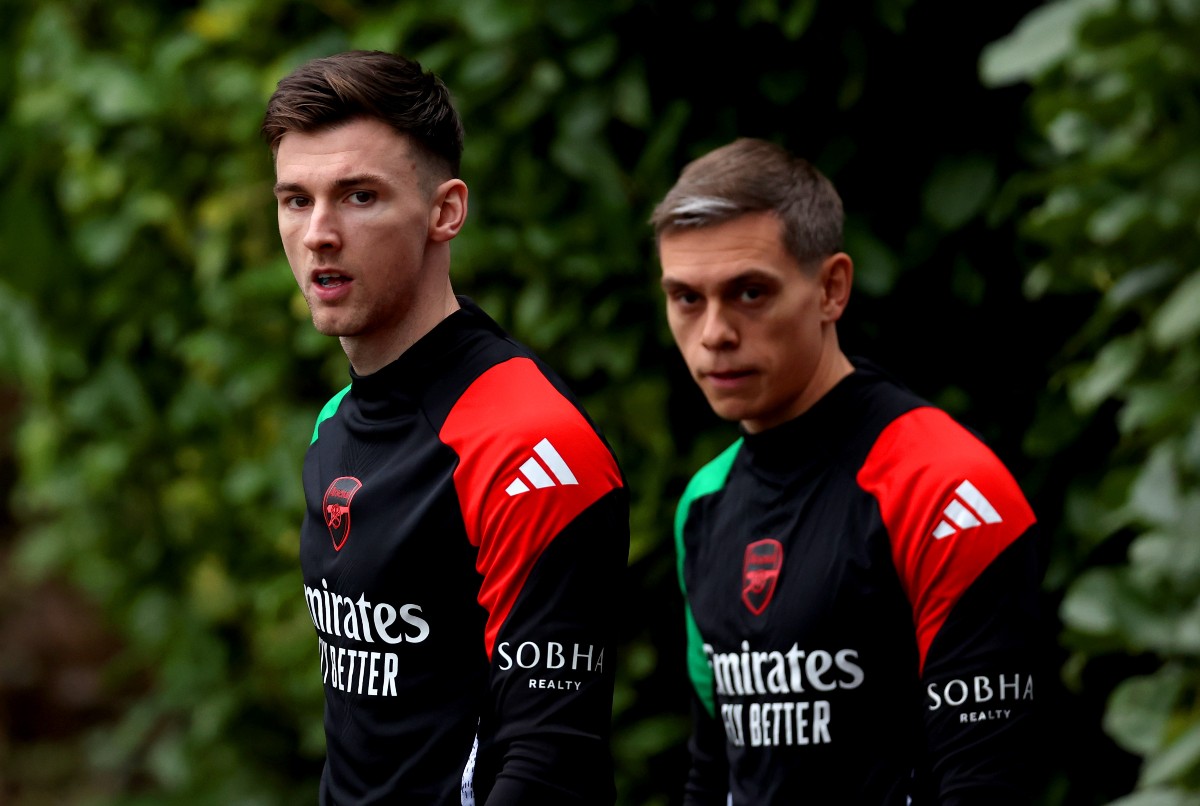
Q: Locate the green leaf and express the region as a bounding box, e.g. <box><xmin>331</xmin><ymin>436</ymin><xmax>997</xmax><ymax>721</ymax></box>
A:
<box><xmin>922</xmin><ymin>156</ymin><xmax>997</xmax><ymax>231</ymax></box>
<box><xmin>0</xmin><ymin>282</ymin><xmax>52</xmax><ymax>392</ymax></box>
<box><xmin>1105</xmin><ymin>263</ymin><xmax>1182</xmax><ymax>311</ymax></box>
<box><xmin>1118</xmin><ymin>380</ymin><xmax>1200</xmax><ymax>434</ymax></box>
<box><xmin>1104</xmin><ymin>668</ymin><xmax>1186</xmax><ymax>756</ymax></box>
<box><xmin>1045</xmin><ymin>109</ymin><xmax>1099</xmax><ymax>156</ymax></box>
<box><xmin>1060</xmin><ymin>567</ymin><xmax>1123</xmax><ymax>636</ymax></box>
<box><xmin>457</xmin><ymin>47</ymin><xmax>515</xmax><ymax>92</ymax></box>
<box><xmin>1067</xmin><ymin>333</ymin><xmax>1144</xmax><ymax>413</ymax></box>
<box><xmin>1150</xmin><ymin>270</ymin><xmax>1200</xmax><ymax>348</ymax></box>
<box><xmin>843</xmin><ymin>221</ymin><xmax>900</xmax><ymax>297</ymax></box>
<box><xmin>1087</xmin><ymin>194</ymin><xmax>1150</xmax><ymax>246</ymax></box>
<box><xmin>566</xmin><ymin>33</ymin><xmax>617</xmax><ymax>79</ymax></box>
<box><xmin>979</xmin><ymin>0</ymin><xmax>1116</xmax><ymax>86</ymax></box>
<box><xmin>613</xmin><ymin>65</ymin><xmax>650</xmax><ymax>128</ymax></box>
<box><xmin>780</xmin><ymin>0</ymin><xmax>818</xmax><ymax>39</ymax></box>
<box><xmin>1061</xmin><ymin>565</ymin><xmax>1183</xmax><ymax>653</ymax></box>
<box><xmin>1128</xmin><ymin>444</ymin><xmax>1182</xmax><ymax>526</ymax></box>
<box><xmin>457</xmin><ymin>0</ymin><xmax>534</xmax><ymax>42</ymax></box>
<box><xmin>1128</xmin><ymin>529</ymin><xmax>1200</xmax><ymax>590</ymax></box>
<box><xmin>1142</xmin><ymin>720</ymin><xmax>1200</xmax><ymax>788</ymax></box>
<box><xmin>1107</xmin><ymin>788</ymin><xmax>1200</xmax><ymax>806</ymax></box>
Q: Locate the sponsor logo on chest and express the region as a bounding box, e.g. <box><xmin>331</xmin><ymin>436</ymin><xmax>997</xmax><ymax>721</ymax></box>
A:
<box><xmin>303</xmin><ymin>578</ymin><xmax>430</xmax><ymax>697</ymax></box>
<box><xmin>705</xmin><ymin>640</ymin><xmax>864</xmax><ymax>748</ymax></box>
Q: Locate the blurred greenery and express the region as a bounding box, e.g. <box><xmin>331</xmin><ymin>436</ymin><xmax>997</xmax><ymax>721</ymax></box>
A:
<box><xmin>982</xmin><ymin>0</ymin><xmax>1200</xmax><ymax>800</ymax></box>
<box><xmin>0</xmin><ymin>0</ymin><xmax>1195</xmax><ymax>804</ymax></box>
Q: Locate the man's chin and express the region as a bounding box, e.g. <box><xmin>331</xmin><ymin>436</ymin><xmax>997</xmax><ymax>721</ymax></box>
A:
<box><xmin>310</xmin><ymin>315</ymin><xmax>356</xmax><ymax>338</ymax></box>
<box><xmin>703</xmin><ymin>397</ymin><xmax>749</xmax><ymax>424</ymax></box>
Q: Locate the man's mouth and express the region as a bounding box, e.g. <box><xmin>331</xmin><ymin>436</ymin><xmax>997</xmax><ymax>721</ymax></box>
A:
<box><xmin>315</xmin><ymin>271</ymin><xmax>349</xmax><ymax>288</ymax></box>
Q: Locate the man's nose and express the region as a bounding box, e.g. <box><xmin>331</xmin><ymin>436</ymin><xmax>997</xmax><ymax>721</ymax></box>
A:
<box><xmin>302</xmin><ymin>203</ymin><xmax>341</xmax><ymax>252</ymax></box>
<box><xmin>700</xmin><ymin>304</ymin><xmax>737</xmax><ymax>350</ymax></box>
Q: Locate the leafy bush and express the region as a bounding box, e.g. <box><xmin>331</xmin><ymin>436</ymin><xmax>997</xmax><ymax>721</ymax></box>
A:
<box><xmin>984</xmin><ymin>0</ymin><xmax>1200</xmax><ymax>798</ymax></box>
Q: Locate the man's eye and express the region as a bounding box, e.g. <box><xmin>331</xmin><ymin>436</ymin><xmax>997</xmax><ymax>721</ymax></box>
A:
<box><xmin>285</xmin><ymin>196</ymin><xmax>311</xmax><ymax>209</ymax></box>
<box><xmin>348</xmin><ymin>191</ymin><xmax>373</xmax><ymax>204</ymax></box>
<box><xmin>740</xmin><ymin>287</ymin><xmax>765</xmax><ymax>302</ymax></box>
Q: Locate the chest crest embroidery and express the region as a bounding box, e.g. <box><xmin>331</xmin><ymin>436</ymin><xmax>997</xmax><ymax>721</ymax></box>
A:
<box><xmin>323</xmin><ymin>476</ymin><xmax>363</xmax><ymax>551</ymax></box>
<box><xmin>742</xmin><ymin>538</ymin><xmax>784</xmax><ymax>615</ymax></box>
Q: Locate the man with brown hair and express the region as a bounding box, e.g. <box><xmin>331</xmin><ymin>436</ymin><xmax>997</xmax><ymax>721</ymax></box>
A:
<box><xmin>653</xmin><ymin>138</ymin><xmax>1042</xmax><ymax>804</ymax></box>
<box><xmin>262</xmin><ymin>50</ymin><xmax>628</xmax><ymax>805</ymax></box>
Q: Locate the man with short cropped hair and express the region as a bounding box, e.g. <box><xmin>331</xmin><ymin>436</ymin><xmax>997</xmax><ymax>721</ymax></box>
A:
<box><xmin>653</xmin><ymin>137</ymin><xmax>1042</xmax><ymax>804</ymax></box>
<box><xmin>263</xmin><ymin>50</ymin><xmax>628</xmax><ymax>805</ymax></box>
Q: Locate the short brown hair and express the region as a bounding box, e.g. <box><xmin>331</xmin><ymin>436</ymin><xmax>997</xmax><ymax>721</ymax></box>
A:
<box><xmin>650</xmin><ymin>138</ymin><xmax>843</xmax><ymax>266</ymax></box>
<box><xmin>261</xmin><ymin>50</ymin><xmax>464</xmax><ymax>178</ymax></box>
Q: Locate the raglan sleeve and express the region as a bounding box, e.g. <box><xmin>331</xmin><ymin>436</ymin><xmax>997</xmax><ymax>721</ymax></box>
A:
<box><xmin>857</xmin><ymin>407</ymin><xmax>1043</xmax><ymax>804</ymax></box>
<box><xmin>674</xmin><ymin>459</ymin><xmax>735</xmax><ymax>806</ymax></box>
<box><xmin>440</xmin><ymin>358</ymin><xmax>629</xmax><ymax>805</ymax></box>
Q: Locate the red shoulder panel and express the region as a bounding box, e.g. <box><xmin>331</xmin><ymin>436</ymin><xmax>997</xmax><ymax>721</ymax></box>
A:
<box><xmin>439</xmin><ymin>357</ymin><xmax>623</xmax><ymax>660</ymax></box>
<box><xmin>856</xmin><ymin>407</ymin><xmax>1035</xmax><ymax>675</ymax></box>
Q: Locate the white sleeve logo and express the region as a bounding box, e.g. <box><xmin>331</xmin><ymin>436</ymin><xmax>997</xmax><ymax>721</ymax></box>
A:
<box><xmin>931</xmin><ymin>480</ymin><xmax>1002</xmax><ymax>540</ymax></box>
<box><xmin>504</xmin><ymin>438</ymin><xmax>579</xmax><ymax>496</ymax></box>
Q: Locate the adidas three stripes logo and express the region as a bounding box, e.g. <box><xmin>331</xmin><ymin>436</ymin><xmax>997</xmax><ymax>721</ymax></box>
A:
<box><xmin>931</xmin><ymin>480</ymin><xmax>1002</xmax><ymax>540</ymax></box>
<box><xmin>505</xmin><ymin>438</ymin><xmax>578</xmax><ymax>496</ymax></box>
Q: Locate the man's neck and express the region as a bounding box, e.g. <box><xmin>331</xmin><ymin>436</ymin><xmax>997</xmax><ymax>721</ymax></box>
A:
<box><xmin>344</xmin><ymin>287</ymin><xmax>461</xmax><ymax>376</ymax></box>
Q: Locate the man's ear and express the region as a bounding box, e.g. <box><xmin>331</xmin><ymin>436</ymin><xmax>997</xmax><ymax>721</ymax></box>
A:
<box><xmin>429</xmin><ymin>179</ymin><xmax>468</xmax><ymax>242</ymax></box>
<box><xmin>819</xmin><ymin>252</ymin><xmax>853</xmax><ymax>323</ymax></box>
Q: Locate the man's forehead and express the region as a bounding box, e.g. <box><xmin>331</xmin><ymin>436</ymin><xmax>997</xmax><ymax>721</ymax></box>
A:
<box><xmin>659</xmin><ymin>229</ymin><xmax>791</xmax><ymax>281</ymax></box>
<box><xmin>274</xmin><ymin>120</ymin><xmax>418</xmax><ymax>178</ymax></box>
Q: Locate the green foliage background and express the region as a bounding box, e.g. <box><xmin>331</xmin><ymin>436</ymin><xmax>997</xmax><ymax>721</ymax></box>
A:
<box><xmin>983</xmin><ymin>0</ymin><xmax>1200</xmax><ymax>802</ymax></box>
<box><xmin>1</xmin><ymin>0</ymin><xmax>1197</xmax><ymax>803</ymax></box>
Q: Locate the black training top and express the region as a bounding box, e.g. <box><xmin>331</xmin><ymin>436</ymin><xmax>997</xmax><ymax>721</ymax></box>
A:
<box><xmin>675</xmin><ymin>361</ymin><xmax>1041</xmax><ymax>805</ymax></box>
<box><xmin>299</xmin><ymin>298</ymin><xmax>629</xmax><ymax>805</ymax></box>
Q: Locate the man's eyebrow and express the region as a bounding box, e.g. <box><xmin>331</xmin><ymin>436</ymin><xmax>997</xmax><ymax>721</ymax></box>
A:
<box><xmin>272</xmin><ymin>174</ymin><xmax>391</xmax><ymax>196</ymax></box>
<box><xmin>661</xmin><ymin>269</ymin><xmax>775</xmax><ymax>291</ymax></box>
<box><xmin>724</xmin><ymin>268</ymin><xmax>776</xmax><ymax>284</ymax></box>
